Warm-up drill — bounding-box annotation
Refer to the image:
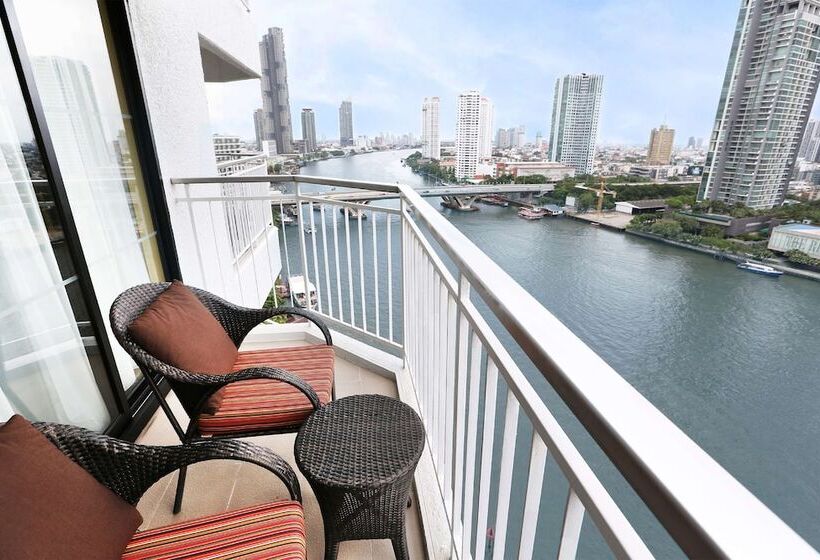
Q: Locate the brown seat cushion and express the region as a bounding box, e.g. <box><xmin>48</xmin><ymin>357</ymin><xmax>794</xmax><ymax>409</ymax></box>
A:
<box><xmin>0</xmin><ymin>415</ymin><xmax>143</xmax><ymax>560</ymax></box>
<box><xmin>128</xmin><ymin>280</ymin><xmax>238</xmax><ymax>374</ymax></box>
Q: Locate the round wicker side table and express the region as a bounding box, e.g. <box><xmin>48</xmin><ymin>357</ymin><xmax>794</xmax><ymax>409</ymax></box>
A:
<box><xmin>294</xmin><ymin>394</ymin><xmax>425</xmax><ymax>560</ymax></box>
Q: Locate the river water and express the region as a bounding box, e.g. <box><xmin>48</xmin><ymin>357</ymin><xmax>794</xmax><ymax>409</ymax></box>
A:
<box><xmin>298</xmin><ymin>149</ymin><xmax>820</xmax><ymax>557</ymax></box>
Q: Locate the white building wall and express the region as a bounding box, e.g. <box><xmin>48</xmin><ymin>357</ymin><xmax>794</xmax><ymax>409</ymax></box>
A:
<box><xmin>768</xmin><ymin>227</ymin><xmax>820</xmax><ymax>258</ymax></box>
<box><xmin>127</xmin><ymin>0</ymin><xmax>281</xmax><ymax>306</ymax></box>
<box><xmin>478</xmin><ymin>96</ymin><xmax>494</xmax><ymax>159</ymax></box>
<box><xmin>455</xmin><ymin>90</ymin><xmax>481</xmax><ymax>179</ymax></box>
<box><xmin>421</xmin><ymin>97</ymin><xmax>440</xmax><ymax>159</ymax></box>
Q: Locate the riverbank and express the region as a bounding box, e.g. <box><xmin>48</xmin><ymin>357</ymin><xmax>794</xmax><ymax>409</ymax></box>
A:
<box><xmin>625</xmin><ymin>229</ymin><xmax>820</xmax><ymax>282</ymax></box>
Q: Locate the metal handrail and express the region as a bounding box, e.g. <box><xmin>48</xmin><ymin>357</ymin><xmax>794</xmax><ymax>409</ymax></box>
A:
<box><xmin>398</xmin><ymin>183</ymin><xmax>817</xmax><ymax>558</ymax></box>
<box><xmin>169</xmin><ymin>174</ymin><xmax>818</xmax><ymax>557</ymax></box>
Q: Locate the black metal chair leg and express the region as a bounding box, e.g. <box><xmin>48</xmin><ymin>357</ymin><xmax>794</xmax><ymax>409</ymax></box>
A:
<box><xmin>173</xmin><ymin>465</ymin><xmax>187</xmax><ymax>514</ymax></box>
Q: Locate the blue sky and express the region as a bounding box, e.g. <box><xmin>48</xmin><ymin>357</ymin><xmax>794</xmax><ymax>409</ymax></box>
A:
<box><xmin>205</xmin><ymin>0</ymin><xmax>813</xmax><ymax>146</ymax></box>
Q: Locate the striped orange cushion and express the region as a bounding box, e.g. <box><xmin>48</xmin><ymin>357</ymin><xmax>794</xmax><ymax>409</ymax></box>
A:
<box><xmin>122</xmin><ymin>501</ymin><xmax>305</xmax><ymax>560</ymax></box>
<box><xmin>197</xmin><ymin>346</ymin><xmax>334</xmax><ymax>436</ymax></box>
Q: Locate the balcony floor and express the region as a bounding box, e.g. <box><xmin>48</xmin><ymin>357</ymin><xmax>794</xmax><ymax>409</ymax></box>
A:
<box><xmin>134</xmin><ymin>340</ymin><xmax>427</xmax><ymax>560</ymax></box>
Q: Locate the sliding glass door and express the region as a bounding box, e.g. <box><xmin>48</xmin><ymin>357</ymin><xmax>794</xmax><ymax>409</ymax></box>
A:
<box><xmin>0</xmin><ymin>0</ymin><xmax>176</xmax><ymax>433</ymax></box>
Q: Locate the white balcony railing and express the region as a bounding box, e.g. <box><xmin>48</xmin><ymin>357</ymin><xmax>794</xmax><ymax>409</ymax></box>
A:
<box><xmin>170</xmin><ymin>174</ymin><xmax>817</xmax><ymax>559</ymax></box>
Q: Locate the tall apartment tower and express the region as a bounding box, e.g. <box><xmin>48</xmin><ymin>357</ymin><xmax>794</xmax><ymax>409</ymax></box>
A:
<box><xmin>478</xmin><ymin>96</ymin><xmax>494</xmax><ymax>159</ymax></box>
<box><xmin>798</xmin><ymin>118</ymin><xmax>820</xmax><ymax>161</ymax></box>
<box><xmin>259</xmin><ymin>28</ymin><xmax>293</xmax><ymax>154</ymax></box>
<box><xmin>455</xmin><ymin>90</ymin><xmax>482</xmax><ymax>179</ymax></box>
<box><xmin>699</xmin><ymin>0</ymin><xmax>820</xmax><ymax>209</ymax></box>
<box><xmin>301</xmin><ymin>108</ymin><xmax>317</xmax><ymax>154</ymax></box>
<box><xmin>253</xmin><ymin>109</ymin><xmax>264</xmax><ymax>150</ymax></box>
<box><xmin>339</xmin><ymin>100</ymin><xmax>353</xmax><ymax>146</ymax></box>
<box><xmin>647</xmin><ymin>124</ymin><xmax>675</xmax><ymax>165</ymax></box>
<box><xmin>421</xmin><ymin>97</ymin><xmax>441</xmax><ymax>159</ymax></box>
<box><xmin>548</xmin><ymin>73</ymin><xmax>603</xmax><ymax>174</ymax></box>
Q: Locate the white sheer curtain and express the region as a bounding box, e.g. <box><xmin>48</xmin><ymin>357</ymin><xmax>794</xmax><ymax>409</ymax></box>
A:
<box><xmin>0</xmin><ymin>61</ymin><xmax>109</xmax><ymax>429</ymax></box>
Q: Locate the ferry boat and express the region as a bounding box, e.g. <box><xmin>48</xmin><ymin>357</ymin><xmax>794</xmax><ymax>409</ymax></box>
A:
<box><xmin>517</xmin><ymin>207</ymin><xmax>548</xmax><ymax>220</ymax></box>
<box><xmin>736</xmin><ymin>261</ymin><xmax>784</xmax><ymax>277</ymax></box>
<box><xmin>288</xmin><ymin>275</ymin><xmax>318</xmax><ymax>308</ymax></box>
<box><xmin>480</xmin><ymin>195</ymin><xmax>510</xmax><ymax>207</ymax></box>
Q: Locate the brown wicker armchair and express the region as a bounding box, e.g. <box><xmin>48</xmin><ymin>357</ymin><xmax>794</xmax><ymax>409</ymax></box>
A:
<box><xmin>110</xmin><ymin>282</ymin><xmax>335</xmax><ymax>513</ymax></box>
<box><xmin>35</xmin><ymin>422</ymin><xmax>306</xmax><ymax>559</ymax></box>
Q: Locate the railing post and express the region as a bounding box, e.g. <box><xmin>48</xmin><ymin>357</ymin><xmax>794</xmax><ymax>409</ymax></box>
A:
<box><xmin>400</xmin><ymin>198</ymin><xmax>409</xmax><ymax>368</ymax></box>
<box><xmin>295</xmin><ymin>183</ymin><xmax>313</xmax><ymax>310</ymax></box>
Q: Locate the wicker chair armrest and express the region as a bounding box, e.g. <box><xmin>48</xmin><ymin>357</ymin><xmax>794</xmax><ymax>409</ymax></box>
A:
<box><xmin>186</xmin><ymin>366</ymin><xmax>322</xmax><ymax>413</ymax></box>
<box><xmin>34</xmin><ymin>423</ymin><xmax>301</xmax><ymax>504</ymax></box>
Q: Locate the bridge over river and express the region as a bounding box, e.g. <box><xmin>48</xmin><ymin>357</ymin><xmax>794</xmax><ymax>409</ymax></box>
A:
<box><xmin>271</xmin><ymin>183</ymin><xmax>555</xmax><ymax>210</ymax></box>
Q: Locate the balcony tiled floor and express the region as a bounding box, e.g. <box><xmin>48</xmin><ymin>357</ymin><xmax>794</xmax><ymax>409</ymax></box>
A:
<box><xmin>134</xmin><ymin>341</ymin><xmax>426</xmax><ymax>560</ymax></box>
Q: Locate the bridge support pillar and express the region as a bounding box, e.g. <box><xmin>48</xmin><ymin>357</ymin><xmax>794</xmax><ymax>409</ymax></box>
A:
<box><xmin>440</xmin><ymin>195</ymin><xmax>479</xmax><ymax>211</ymax></box>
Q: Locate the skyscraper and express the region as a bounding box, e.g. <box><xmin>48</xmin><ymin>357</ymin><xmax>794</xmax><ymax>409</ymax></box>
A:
<box><xmin>496</xmin><ymin>128</ymin><xmax>510</xmax><ymax>150</ymax></box>
<box><xmin>478</xmin><ymin>96</ymin><xmax>494</xmax><ymax>159</ymax></box>
<box><xmin>258</xmin><ymin>28</ymin><xmax>293</xmax><ymax>154</ymax></box>
<box><xmin>421</xmin><ymin>97</ymin><xmax>440</xmax><ymax>159</ymax></box>
<box><xmin>301</xmin><ymin>108</ymin><xmax>317</xmax><ymax>154</ymax></box>
<box><xmin>455</xmin><ymin>90</ymin><xmax>481</xmax><ymax>179</ymax></box>
<box><xmin>253</xmin><ymin>109</ymin><xmax>264</xmax><ymax>150</ymax></box>
<box><xmin>548</xmin><ymin>73</ymin><xmax>603</xmax><ymax>174</ymax></box>
<box><xmin>798</xmin><ymin>119</ymin><xmax>820</xmax><ymax>161</ymax></box>
<box><xmin>647</xmin><ymin>124</ymin><xmax>675</xmax><ymax>165</ymax></box>
<box><xmin>339</xmin><ymin>100</ymin><xmax>353</xmax><ymax>146</ymax></box>
<box><xmin>687</xmin><ymin>136</ymin><xmax>697</xmax><ymax>149</ymax></box>
<box><xmin>700</xmin><ymin>0</ymin><xmax>820</xmax><ymax>209</ymax></box>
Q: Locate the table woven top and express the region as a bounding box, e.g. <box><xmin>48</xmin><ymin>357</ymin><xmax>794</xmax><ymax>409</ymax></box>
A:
<box><xmin>294</xmin><ymin>394</ymin><xmax>425</xmax><ymax>488</ymax></box>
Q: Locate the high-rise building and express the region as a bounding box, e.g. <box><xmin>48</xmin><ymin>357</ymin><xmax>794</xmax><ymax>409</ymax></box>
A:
<box><xmin>455</xmin><ymin>90</ymin><xmax>481</xmax><ymax>179</ymax></box>
<box><xmin>258</xmin><ymin>28</ymin><xmax>293</xmax><ymax>154</ymax></box>
<box><xmin>421</xmin><ymin>97</ymin><xmax>440</xmax><ymax>159</ymax></box>
<box><xmin>515</xmin><ymin>125</ymin><xmax>526</xmax><ymax>148</ymax></box>
<box><xmin>687</xmin><ymin>136</ymin><xmax>697</xmax><ymax>149</ymax></box>
<box><xmin>647</xmin><ymin>124</ymin><xmax>675</xmax><ymax>165</ymax></box>
<box><xmin>535</xmin><ymin>132</ymin><xmax>543</xmax><ymax>151</ymax></box>
<box><xmin>253</xmin><ymin>109</ymin><xmax>264</xmax><ymax>150</ymax></box>
<box><xmin>301</xmin><ymin>108</ymin><xmax>317</xmax><ymax>154</ymax></box>
<box><xmin>339</xmin><ymin>100</ymin><xmax>353</xmax><ymax>146</ymax></box>
<box><xmin>478</xmin><ymin>96</ymin><xmax>494</xmax><ymax>159</ymax></box>
<box><xmin>699</xmin><ymin>1</ymin><xmax>820</xmax><ymax>209</ymax></box>
<box><xmin>496</xmin><ymin>128</ymin><xmax>510</xmax><ymax>150</ymax></box>
<box><xmin>548</xmin><ymin>73</ymin><xmax>603</xmax><ymax>174</ymax></box>
<box><xmin>212</xmin><ymin>134</ymin><xmax>242</xmax><ymax>162</ymax></box>
<box><xmin>798</xmin><ymin>119</ymin><xmax>820</xmax><ymax>161</ymax></box>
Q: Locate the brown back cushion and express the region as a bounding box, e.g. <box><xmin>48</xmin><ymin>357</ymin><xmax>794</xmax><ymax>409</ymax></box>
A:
<box><xmin>0</xmin><ymin>415</ymin><xmax>143</xmax><ymax>559</ymax></box>
<box><xmin>128</xmin><ymin>281</ymin><xmax>238</xmax><ymax>374</ymax></box>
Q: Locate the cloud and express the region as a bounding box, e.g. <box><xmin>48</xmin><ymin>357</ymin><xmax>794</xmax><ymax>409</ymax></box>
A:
<box><xmin>206</xmin><ymin>0</ymin><xmax>752</xmax><ymax>145</ymax></box>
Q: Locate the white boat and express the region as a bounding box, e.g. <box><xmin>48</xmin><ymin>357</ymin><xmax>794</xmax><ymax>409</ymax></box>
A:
<box><xmin>288</xmin><ymin>275</ymin><xmax>318</xmax><ymax>308</ymax></box>
<box><xmin>736</xmin><ymin>261</ymin><xmax>783</xmax><ymax>277</ymax></box>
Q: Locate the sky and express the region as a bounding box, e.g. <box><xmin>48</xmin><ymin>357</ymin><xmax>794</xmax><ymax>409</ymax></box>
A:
<box><xmin>204</xmin><ymin>0</ymin><xmax>815</xmax><ymax>146</ymax></box>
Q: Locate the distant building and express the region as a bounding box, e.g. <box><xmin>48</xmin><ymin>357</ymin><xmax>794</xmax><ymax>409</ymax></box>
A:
<box><xmin>253</xmin><ymin>109</ymin><xmax>264</xmax><ymax>150</ymax></box>
<box><xmin>455</xmin><ymin>90</ymin><xmax>481</xmax><ymax>179</ymax></box>
<box><xmin>496</xmin><ymin>161</ymin><xmax>575</xmax><ymax>181</ymax></box>
<box><xmin>478</xmin><ymin>96</ymin><xmax>494</xmax><ymax>159</ymax></box>
<box><xmin>496</xmin><ymin>128</ymin><xmax>510</xmax><ymax>150</ymax></box>
<box><xmin>647</xmin><ymin>124</ymin><xmax>675</xmax><ymax>165</ymax></box>
<box><xmin>339</xmin><ymin>100</ymin><xmax>353</xmax><ymax>146</ymax></box>
<box><xmin>768</xmin><ymin>224</ymin><xmax>820</xmax><ymax>259</ymax></box>
<box><xmin>798</xmin><ymin>119</ymin><xmax>820</xmax><ymax>162</ymax></box>
<box><xmin>421</xmin><ymin>97</ymin><xmax>440</xmax><ymax>159</ymax></box>
<box><xmin>687</xmin><ymin>136</ymin><xmax>696</xmax><ymax>149</ymax></box>
<box><xmin>549</xmin><ymin>73</ymin><xmax>603</xmax><ymax>174</ymax></box>
<box><xmin>615</xmin><ymin>200</ymin><xmax>667</xmax><ymax>215</ymax></box>
<box><xmin>212</xmin><ymin>134</ymin><xmax>242</xmax><ymax>163</ymax></box>
<box><xmin>700</xmin><ymin>1</ymin><xmax>820</xmax><ymax>209</ymax></box>
<box><xmin>629</xmin><ymin>165</ymin><xmax>680</xmax><ymax>181</ymax></box>
<box><xmin>300</xmin><ymin>108</ymin><xmax>317</xmax><ymax>153</ymax></box>
<box><xmin>259</xmin><ymin>27</ymin><xmax>293</xmax><ymax>154</ymax></box>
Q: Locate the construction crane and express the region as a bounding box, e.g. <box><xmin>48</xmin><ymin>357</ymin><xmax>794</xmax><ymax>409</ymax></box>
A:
<box><xmin>573</xmin><ymin>177</ymin><xmax>616</xmax><ymax>213</ymax></box>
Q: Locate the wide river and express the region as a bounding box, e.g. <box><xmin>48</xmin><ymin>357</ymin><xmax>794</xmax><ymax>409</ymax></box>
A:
<box><xmin>299</xmin><ymin>149</ymin><xmax>820</xmax><ymax>557</ymax></box>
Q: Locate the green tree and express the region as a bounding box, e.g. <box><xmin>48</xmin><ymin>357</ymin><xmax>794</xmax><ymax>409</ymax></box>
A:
<box><xmin>701</xmin><ymin>225</ymin><xmax>724</xmax><ymax>238</ymax></box>
<box><xmin>649</xmin><ymin>220</ymin><xmax>683</xmax><ymax>238</ymax></box>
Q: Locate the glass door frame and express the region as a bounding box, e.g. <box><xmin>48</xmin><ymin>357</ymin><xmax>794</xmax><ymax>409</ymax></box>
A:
<box><xmin>0</xmin><ymin>0</ymin><xmax>181</xmax><ymax>438</ymax></box>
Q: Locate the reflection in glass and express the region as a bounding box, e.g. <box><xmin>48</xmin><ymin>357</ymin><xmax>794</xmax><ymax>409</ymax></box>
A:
<box><xmin>16</xmin><ymin>0</ymin><xmax>165</xmax><ymax>389</ymax></box>
<box><xmin>0</xmin><ymin>28</ymin><xmax>110</xmax><ymax>429</ymax></box>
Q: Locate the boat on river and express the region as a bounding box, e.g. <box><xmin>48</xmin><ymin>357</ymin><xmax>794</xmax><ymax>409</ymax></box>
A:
<box><xmin>737</xmin><ymin>261</ymin><xmax>783</xmax><ymax>277</ymax></box>
<box><xmin>517</xmin><ymin>207</ymin><xmax>548</xmax><ymax>220</ymax></box>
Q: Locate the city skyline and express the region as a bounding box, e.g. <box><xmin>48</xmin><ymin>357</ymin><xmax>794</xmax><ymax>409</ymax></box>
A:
<box><xmin>204</xmin><ymin>0</ymin><xmax>820</xmax><ymax>146</ymax></box>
